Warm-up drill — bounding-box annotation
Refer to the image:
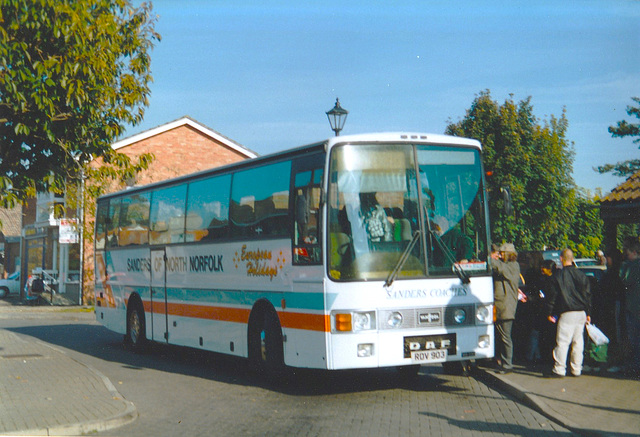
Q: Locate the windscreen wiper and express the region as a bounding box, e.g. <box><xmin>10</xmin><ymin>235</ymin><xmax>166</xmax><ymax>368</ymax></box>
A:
<box><xmin>427</xmin><ymin>228</ymin><xmax>471</xmax><ymax>284</ymax></box>
<box><xmin>384</xmin><ymin>230</ymin><xmax>421</xmax><ymax>288</ymax></box>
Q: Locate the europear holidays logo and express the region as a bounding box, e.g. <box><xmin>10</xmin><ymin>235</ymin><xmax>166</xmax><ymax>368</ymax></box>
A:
<box><xmin>233</xmin><ymin>244</ymin><xmax>286</xmax><ymax>281</ymax></box>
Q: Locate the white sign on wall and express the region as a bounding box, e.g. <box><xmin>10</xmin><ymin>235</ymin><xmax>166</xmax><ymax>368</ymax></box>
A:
<box><xmin>59</xmin><ymin>218</ymin><xmax>79</xmax><ymax>244</ymax></box>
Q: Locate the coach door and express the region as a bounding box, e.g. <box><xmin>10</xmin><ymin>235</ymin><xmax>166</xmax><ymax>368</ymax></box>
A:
<box><xmin>150</xmin><ymin>249</ymin><xmax>169</xmax><ymax>342</ymax></box>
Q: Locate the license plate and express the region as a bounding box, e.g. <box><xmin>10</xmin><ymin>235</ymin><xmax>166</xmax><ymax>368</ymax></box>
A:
<box><xmin>403</xmin><ymin>333</ymin><xmax>457</xmax><ymax>359</ymax></box>
<box><xmin>410</xmin><ymin>349</ymin><xmax>448</xmax><ymax>363</ymax></box>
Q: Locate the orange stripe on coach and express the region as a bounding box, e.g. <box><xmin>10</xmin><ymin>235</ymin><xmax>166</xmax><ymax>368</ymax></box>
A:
<box><xmin>141</xmin><ymin>300</ymin><xmax>329</xmax><ymax>332</ymax></box>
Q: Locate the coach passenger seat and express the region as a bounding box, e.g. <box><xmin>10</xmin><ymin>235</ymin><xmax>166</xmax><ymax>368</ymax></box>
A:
<box><xmin>329</xmin><ymin>232</ymin><xmax>351</xmax><ymax>278</ymax></box>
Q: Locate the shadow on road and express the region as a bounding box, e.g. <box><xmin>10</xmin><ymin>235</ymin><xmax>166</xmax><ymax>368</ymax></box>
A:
<box><xmin>6</xmin><ymin>320</ymin><xmax>465</xmax><ymax>396</ymax></box>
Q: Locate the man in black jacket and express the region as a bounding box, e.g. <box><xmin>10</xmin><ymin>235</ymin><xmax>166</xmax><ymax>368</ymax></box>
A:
<box><xmin>545</xmin><ymin>249</ymin><xmax>591</xmax><ymax>377</ymax></box>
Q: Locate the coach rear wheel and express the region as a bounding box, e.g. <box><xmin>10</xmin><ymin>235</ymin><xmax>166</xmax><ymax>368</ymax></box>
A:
<box><xmin>126</xmin><ymin>303</ymin><xmax>147</xmax><ymax>351</ymax></box>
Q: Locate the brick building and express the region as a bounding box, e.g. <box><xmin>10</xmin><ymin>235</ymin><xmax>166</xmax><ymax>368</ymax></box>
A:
<box><xmin>0</xmin><ymin>206</ymin><xmax>22</xmax><ymax>278</ymax></box>
<box><xmin>1</xmin><ymin>117</ymin><xmax>256</xmax><ymax>304</ymax></box>
<box><xmin>110</xmin><ymin>116</ymin><xmax>257</xmax><ymax>186</ymax></box>
<box><xmin>79</xmin><ymin>116</ymin><xmax>257</xmax><ymax>303</ymax></box>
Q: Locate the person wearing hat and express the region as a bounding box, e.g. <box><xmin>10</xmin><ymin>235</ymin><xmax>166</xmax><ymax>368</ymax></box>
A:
<box><xmin>491</xmin><ymin>243</ymin><xmax>521</xmax><ymax>374</ymax></box>
<box><xmin>544</xmin><ymin>248</ymin><xmax>591</xmax><ymax>377</ymax></box>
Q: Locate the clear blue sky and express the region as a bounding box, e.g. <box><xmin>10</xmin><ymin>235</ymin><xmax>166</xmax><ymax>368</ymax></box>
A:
<box><xmin>128</xmin><ymin>0</ymin><xmax>639</xmax><ymax>194</ymax></box>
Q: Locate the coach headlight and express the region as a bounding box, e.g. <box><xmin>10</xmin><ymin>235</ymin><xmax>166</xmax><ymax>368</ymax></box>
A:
<box><xmin>453</xmin><ymin>308</ymin><xmax>466</xmax><ymax>324</ymax></box>
<box><xmin>387</xmin><ymin>312</ymin><xmax>403</xmax><ymax>328</ymax></box>
<box><xmin>333</xmin><ymin>311</ymin><xmax>376</xmax><ymax>332</ymax></box>
<box><xmin>353</xmin><ymin>311</ymin><xmax>375</xmax><ymax>331</ymax></box>
<box><xmin>475</xmin><ymin>304</ymin><xmax>493</xmax><ymax>325</ymax></box>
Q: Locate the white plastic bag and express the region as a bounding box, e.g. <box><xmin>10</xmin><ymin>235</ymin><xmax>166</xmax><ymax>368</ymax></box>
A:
<box><xmin>586</xmin><ymin>323</ymin><xmax>609</xmax><ymax>346</ymax></box>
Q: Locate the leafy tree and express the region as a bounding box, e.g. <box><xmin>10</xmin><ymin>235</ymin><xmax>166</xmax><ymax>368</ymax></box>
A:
<box><xmin>65</xmin><ymin>152</ymin><xmax>154</xmax><ymax>247</ymax></box>
<box><xmin>62</xmin><ymin>151</ymin><xmax>152</xmax><ymax>302</ymax></box>
<box><xmin>0</xmin><ymin>0</ymin><xmax>160</xmax><ymax>207</ymax></box>
<box><xmin>445</xmin><ymin>90</ymin><xmax>579</xmax><ymax>251</ymax></box>
<box><xmin>566</xmin><ymin>190</ymin><xmax>603</xmax><ymax>258</ymax></box>
<box><xmin>596</xmin><ymin>96</ymin><xmax>640</xmax><ymax>176</ymax></box>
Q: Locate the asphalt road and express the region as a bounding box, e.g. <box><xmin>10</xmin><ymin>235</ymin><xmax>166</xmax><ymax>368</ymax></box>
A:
<box><xmin>0</xmin><ymin>305</ymin><xmax>571</xmax><ymax>436</ymax></box>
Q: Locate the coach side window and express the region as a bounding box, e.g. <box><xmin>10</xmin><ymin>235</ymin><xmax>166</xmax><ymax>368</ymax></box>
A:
<box><xmin>95</xmin><ymin>200</ymin><xmax>108</xmax><ymax>250</ymax></box>
<box><xmin>230</xmin><ymin>161</ymin><xmax>291</xmax><ymax>238</ymax></box>
<box><xmin>150</xmin><ymin>185</ymin><xmax>188</xmax><ymax>245</ymax></box>
<box><xmin>118</xmin><ymin>193</ymin><xmax>150</xmax><ymax>246</ymax></box>
<box><xmin>186</xmin><ymin>174</ymin><xmax>231</xmax><ymax>241</ymax></box>
<box><xmin>106</xmin><ymin>199</ymin><xmax>121</xmax><ymax>248</ymax></box>
<box><xmin>292</xmin><ymin>154</ymin><xmax>324</xmax><ymax>265</ymax></box>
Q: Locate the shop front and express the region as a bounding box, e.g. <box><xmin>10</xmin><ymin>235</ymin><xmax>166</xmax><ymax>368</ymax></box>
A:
<box><xmin>22</xmin><ymin>220</ymin><xmax>81</xmax><ymax>305</ymax></box>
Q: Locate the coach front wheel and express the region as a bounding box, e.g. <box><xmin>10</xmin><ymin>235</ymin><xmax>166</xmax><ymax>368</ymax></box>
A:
<box><xmin>442</xmin><ymin>360</ymin><xmax>472</xmax><ymax>376</ymax></box>
<box><xmin>249</xmin><ymin>309</ymin><xmax>285</xmax><ymax>377</ymax></box>
<box><xmin>396</xmin><ymin>364</ymin><xmax>421</xmax><ymax>380</ymax></box>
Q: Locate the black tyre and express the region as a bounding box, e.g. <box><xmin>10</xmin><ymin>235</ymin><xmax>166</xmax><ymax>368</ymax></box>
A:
<box><xmin>249</xmin><ymin>309</ymin><xmax>284</xmax><ymax>377</ymax></box>
<box><xmin>396</xmin><ymin>364</ymin><xmax>421</xmax><ymax>381</ymax></box>
<box><xmin>442</xmin><ymin>361</ymin><xmax>471</xmax><ymax>376</ymax></box>
<box><xmin>0</xmin><ymin>287</ymin><xmax>8</xmax><ymax>299</ymax></box>
<box><xmin>125</xmin><ymin>302</ymin><xmax>147</xmax><ymax>351</ymax></box>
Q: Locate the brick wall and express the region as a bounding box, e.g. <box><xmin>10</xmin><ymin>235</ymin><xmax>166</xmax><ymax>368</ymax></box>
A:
<box><xmin>22</xmin><ymin>197</ymin><xmax>37</xmax><ymax>225</ymax></box>
<box><xmin>122</xmin><ymin>125</ymin><xmax>250</xmax><ymax>185</ymax></box>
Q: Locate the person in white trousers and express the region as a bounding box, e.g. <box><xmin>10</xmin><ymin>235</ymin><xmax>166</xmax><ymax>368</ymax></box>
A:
<box><xmin>545</xmin><ymin>249</ymin><xmax>591</xmax><ymax>377</ymax></box>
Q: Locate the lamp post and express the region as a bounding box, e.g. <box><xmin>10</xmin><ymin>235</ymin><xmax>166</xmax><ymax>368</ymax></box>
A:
<box><xmin>70</xmin><ymin>153</ymin><xmax>86</xmax><ymax>305</ymax></box>
<box><xmin>326</xmin><ymin>98</ymin><xmax>348</xmax><ymax>136</ymax></box>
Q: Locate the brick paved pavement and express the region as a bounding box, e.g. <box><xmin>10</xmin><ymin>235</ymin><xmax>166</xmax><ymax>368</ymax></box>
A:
<box><xmin>1</xmin><ymin>299</ymin><xmax>638</xmax><ymax>436</ymax></box>
<box><xmin>0</xmin><ymin>328</ymin><xmax>136</xmax><ymax>435</ymax></box>
<box><xmin>478</xmin><ymin>362</ymin><xmax>640</xmax><ymax>436</ymax></box>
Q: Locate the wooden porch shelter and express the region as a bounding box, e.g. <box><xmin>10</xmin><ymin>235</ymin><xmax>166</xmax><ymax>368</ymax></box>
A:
<box><xmin>600</xmin><ymin>170</ymin><xmax>640</xmax><ymax>253</ymax></box>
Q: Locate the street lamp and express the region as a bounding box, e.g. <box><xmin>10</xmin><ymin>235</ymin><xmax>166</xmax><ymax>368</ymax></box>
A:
<box><xmin>326</xmin><ymin>98</ymin><xmax>348</xmax><ymax>136</ymax></box>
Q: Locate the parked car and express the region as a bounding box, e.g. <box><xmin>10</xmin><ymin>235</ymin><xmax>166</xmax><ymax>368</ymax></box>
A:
<box><xmin>542</xmin><ymin>250</ymin><xmax>562</xmax><ymax>267</ymax></box>
<box><xmin>575</xmin><ymin>258</ymin><xmax>598</xmax><ymax>267</ymax></box>
<box><xmin>518</xmin><ymin>249</ymin><xmax>562</xmax><ymax>274</ymax></box>
<box><xmin>0</xmin><ymin>272</ymin><xmax>21</xmax><ymax>298</ymax></box>
<box><xmin>577</xmin><ymin>264</ymin><xmax>606</xmax><ymax>282</ymax></box>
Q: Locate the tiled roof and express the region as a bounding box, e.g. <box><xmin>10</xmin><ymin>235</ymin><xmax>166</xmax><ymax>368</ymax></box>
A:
<box><xmin>0</xmin><ymin>206</ymin><xmax>23</xmax><ymax>237</ymax></box>
<box><xmin>601</xmin><ymin>170</ymin><xmax>640</xmax><ymax>205</ymax></box>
